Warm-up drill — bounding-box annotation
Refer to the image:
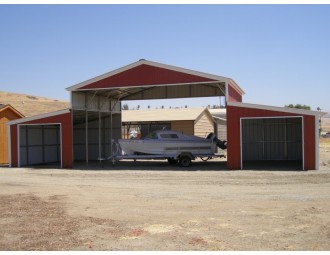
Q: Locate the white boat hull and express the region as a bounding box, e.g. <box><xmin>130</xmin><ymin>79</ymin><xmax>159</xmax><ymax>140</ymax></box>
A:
<box><xmin>118</xmin><ymin>139</ymin><xmax>216</xmax><ymax>156</ymax></box>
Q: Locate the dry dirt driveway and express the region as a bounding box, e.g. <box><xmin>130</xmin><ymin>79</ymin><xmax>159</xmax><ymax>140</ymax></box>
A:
<box><xmin>0</xmin><ymin>160</ymin><xmax>330</xmax><ymax>251</ymax></box>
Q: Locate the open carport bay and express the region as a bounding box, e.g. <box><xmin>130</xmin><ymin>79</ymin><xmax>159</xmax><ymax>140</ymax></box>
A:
<box><xmin>0</xmin><ymin>156</ymin><xmax>330</xmax><ymax>250</ymax></box>
<box><xmin>242</xmin><ymin>117</ymin><xmax>303</xmax><ymax>170</ymax></box>
<box><xmin>19</xmin><ymin>124</ymin><xmax>61</xmax><ymax>167</ymax></box>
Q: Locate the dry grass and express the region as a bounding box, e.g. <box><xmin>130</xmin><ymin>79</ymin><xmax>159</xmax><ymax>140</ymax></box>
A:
<box><xmin>0</xmin><ymin>194</ymin><xmax>128</xmax><ymax>251</ymax></box>
<box><xmin>0</xmin><ymin>194</ymin><xmax>83</xmax><ymax>250</ymax></box>
<box><xmin>0</xmin><ymin>91</ymin><xmax>69</xmax><ymax>117</ymax></box>
<box><xmin>1</xmin><ymin>167</ymin><xmax>330</xmax><ymax>251</ymax></box>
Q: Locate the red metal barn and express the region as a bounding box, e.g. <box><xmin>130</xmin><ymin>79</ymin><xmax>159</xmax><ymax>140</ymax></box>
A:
<box><xmin>66</xmin><ymin>60</ymin><xmax>243</xmax><ymax>166</ymax></box>
<box><xmin>227</xmin><ymin>102</ymin><xmax>321</xmax><ymax>170</ymax></box>
<box><xmin>7</xmin><ymin>59</ymin><xmax>323</xmax><ymax>170</ymax></box>
<box><xmin>8</xmin><ymin>109</ymin><xmax>73</xmax><ymax>168</ymax></box>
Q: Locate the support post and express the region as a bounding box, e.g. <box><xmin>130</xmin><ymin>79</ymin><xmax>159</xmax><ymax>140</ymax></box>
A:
<box><xmin>42</xmin><ymin>126</ymin><xmax>45</xmax><ymax>164</ymax></box>
<box><xmin>85</xmin><ymin>110</ymin><xmax>88</xmax><ymax>164</ymax></box>
<box><xmin>224</xmin><ymin>81</ymin><xmax>228</xmax><ymax>106</ymax></box>
<box><xmin>98</xmin><ymin>110</ymin><xmax>102</xmax><ymax>160</ymax></box>
<box><xmin>110</xmin><ymin>111</ymin><xmax>113</xmax><ymax>158</ymax></box>
<box><xmin>25</xmin><ymin>126</ymin><xmax>29</xmax><ymax>166</ymax></box>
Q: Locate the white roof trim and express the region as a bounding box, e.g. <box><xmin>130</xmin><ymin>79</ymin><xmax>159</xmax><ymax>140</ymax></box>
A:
<box><xmin>227</xmin><ymin>101</ymin><xmax>325</xmax><ymax>117</ymax></box>
<box><xmin>67</xmin><ymin>61</ymin><xmax>143</xmax><ymax>91</ymax></box>
<box><xmin>7</xmin><ymin>109</ymin><xmax>70</xmax><ymax>125</ymax></box>
<box><xmin>66</xmin><ymin>59</ymin><xmax>239</xmax><ymax>92</ymax></box>
<box><xmin>141</xmin><ymin>60</ymin><xmax>230</xmax><ymax>83</ymax></box>
<box><xmin>213</xmin><ymin>116</ymin><xmax>227</xmax><ymax>122</ymax></box>
<box><xmin>228</xmin><ymin>79</ymin><xmax>245</xmax><ymax>96</ymax></box>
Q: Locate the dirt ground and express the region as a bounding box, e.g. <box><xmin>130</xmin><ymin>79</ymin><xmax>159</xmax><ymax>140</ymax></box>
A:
<box><xmin>1</xmin><ymin>142</ymin><xmax>330</xmax><ymax>251</ymax></box>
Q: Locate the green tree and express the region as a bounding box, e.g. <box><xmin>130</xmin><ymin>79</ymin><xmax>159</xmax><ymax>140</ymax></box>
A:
<box><xmin>285</xmin><ymin>104</ymin><xmax>311</xmax><ymax>110</ymax></box>
<box><xmin>122</xmin><ymin>103</ymin><xmax>129</xmax><ymax>110</ymax></box>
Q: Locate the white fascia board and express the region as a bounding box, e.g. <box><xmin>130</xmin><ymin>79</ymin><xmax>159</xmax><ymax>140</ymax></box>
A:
<box><xmin>7</xmin><ymin>109</ymin><xmax>70</xmax><ymax>126</ymax></box>
<box><xmin>228</xmin><ymin>79</ymin><xmax>245</xmax><ymax>95</ymax></box>
<box><xmin>315</xmin><ymin>115</ymin><xmax>320</xmax><ymax>170</ymax></box>
<box><xmin>7</xmin><ymin>124</ymin><xmax>11</xmax><ymax>167</ymax></box>
<box><xmin>70</xmin><ymin>91</ymin><xmax>73</xmax><ymax>110</ymax></box>
<box><xmin>66</xmin><ymin>59</ymin><xmax>234</xmax><ymax>92</ymax></box>
<box><xmin>144</xmin><ymin>60</ymin><xmax>231</xmax><ymax>83</ymax></box>
<box><xmin>66</xmin><ymin>60</ymin><xmax>143</xmax><ymax>91</ymax></box>
<box><xmin>225</xmin><ymin>81</ymin><xmax>228</xmax><ymax>103</ymax></box>
<box><xmin>228</xmin><ymin>101</ymin><xmax>325</xmax><ymax>117</ymax></box>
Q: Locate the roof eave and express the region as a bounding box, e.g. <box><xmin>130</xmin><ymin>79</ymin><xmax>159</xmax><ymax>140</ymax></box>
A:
<box><xmin>66</xmin><ymin>60</ymin><xmax>143</xmax><ymax>91</ymax></box>
<box><xmin>7</xmin><ymin>108</ymin><xmax>70</xmax><ymax>126</ymax></box>
<box><xmin>229</xmin><ymin>79</ymin><xmax>245</xmax><ymax>95</ymax></box>
<box><xmin>227</xmin><ymin>101</ymin><xmax>326</xmax><ymax>117</ymax></box>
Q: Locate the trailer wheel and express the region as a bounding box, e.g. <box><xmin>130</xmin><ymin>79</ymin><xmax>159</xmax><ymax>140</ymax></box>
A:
<box><xmin>167</xmin><ymin>158</ymin><xmax>178</xmax><ymax>165</ymax></box>
<box><xmin>179</xmin><ymin>156</ymin><xmax>191</xmax><ymax>167</ymax></box>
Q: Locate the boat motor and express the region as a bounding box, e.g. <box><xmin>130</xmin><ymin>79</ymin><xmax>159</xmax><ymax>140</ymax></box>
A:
<box><xmin>207</xmin><ymin>132</ymin><xmax>227</xmax><ymax>150</ymax></box>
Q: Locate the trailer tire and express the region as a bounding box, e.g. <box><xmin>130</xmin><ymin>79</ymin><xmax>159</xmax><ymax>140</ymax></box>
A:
<box><xmin>179</xmin><ymin>155</ymin><xmax>191</xmax><ymax>167</ymax></box>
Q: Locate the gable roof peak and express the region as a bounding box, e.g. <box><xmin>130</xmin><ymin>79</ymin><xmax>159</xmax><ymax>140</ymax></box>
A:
<box><xmin>66</xmin><ymin>59</ymin><xmax>235</xmax><ymax>92</ymax></box>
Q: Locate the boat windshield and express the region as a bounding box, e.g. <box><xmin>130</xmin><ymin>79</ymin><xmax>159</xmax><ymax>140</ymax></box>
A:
<box><xmin>160</xmin><ymin>133</ymin><xmax>179</xmax><ymax>139</ymax></box>
<box><xmin>144</xmin><ymin>132</ymin><xmax>158</xmax><ymax>139</ymax></box>
<box><xmin>144</xmin><ymin>131</ymin><xmax>181</xmax><ymax>139</ymax></box>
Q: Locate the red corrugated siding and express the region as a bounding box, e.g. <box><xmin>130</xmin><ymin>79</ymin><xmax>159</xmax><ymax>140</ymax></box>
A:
<box><xmin>10</xmin><ymin>125</ymin><xmax>18</xmax><ymax>167</ymax></box>
<box><xmin>227</xmin><ymin>82</ymin><xmax>242</xmax><ymax>102</ymax></box>
<box><xmin>10</xmin><ymin>112</ymin><xmax>73</xmax><ymax>168</ymax></box>
<box><xmin>227</xmin><ymin>106</ymin><xmax>316</xmax><ymax>170</ymax></box>
<box><xmin>304</xmin><ymin>115</ymin><xmax>316</xmax><ymax>170</ymax></box>
<box><xmin>80</xmin><ymin>64</ymin><xmax>216</xmax><ymax>90</ymax></box>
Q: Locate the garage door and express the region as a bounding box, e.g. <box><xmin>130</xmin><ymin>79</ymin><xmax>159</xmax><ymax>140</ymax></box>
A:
<box><xmin>19</xmin><ymin>125</ymin><xmax>61</xmax><ymax>166</ymax></box>
<box><xmin>241</xmin><ymin>117</ymin><xmax>303</xmax><ymax>169</ymax></box>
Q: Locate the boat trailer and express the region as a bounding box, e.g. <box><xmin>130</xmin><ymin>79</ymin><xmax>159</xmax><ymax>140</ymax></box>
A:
<box><xmin>107</xmin><ymin>139</ymin><xmax>226</xmax><ymax>167</ymax></box>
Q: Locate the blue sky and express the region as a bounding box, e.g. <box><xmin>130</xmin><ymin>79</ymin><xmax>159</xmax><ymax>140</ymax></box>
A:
<box><xmin>0</xmin><ymin>5</ymin><xmax>329</xmax><ymax>111</ymax></box>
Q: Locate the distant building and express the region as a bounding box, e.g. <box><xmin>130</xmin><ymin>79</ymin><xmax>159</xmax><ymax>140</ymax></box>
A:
<box><xmin>208</xmin><ymin>108</ymin><xmax>227</xmax><ymax>141</ymax></box>
<box><xmin>122</xmin><ymin>107</ymin><xmax>215</xmax><ymax>139</ymax></box>
<box><xmin>0</xmin><ymin>104</ymin><xmax>24</xmax><ymax>164</ymax></box>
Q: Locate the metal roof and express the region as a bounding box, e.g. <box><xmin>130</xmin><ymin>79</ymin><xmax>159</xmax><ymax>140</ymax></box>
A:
<box><xmin>122</xmin><ymin>107</ymin><xmax>213</xmax><ymax>123</ymax></box>
<box><xmin>227</xmin><ymin>102</ymin><xmax>326</xmax><ymax>117</ymax></box>
<box><xmin>66</xmin><ymin>59</ymin><xmax>245</xmax><ymax>101</ymax></box>
<box><xmin>7</xmin><ymin>109</ymin><xmax>70</xmax><ymax>126</ymax></box>
<box><xmin>208</xmin><ymin>108</ymin><xmax>226</xmax><ymax>118</ymax></box>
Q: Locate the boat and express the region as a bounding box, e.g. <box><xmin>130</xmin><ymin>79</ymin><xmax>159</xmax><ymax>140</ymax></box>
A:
<box><xmin>117</xmin><ymin>130</ymin><xmax>227</xmax><ymax>156</ymax></box>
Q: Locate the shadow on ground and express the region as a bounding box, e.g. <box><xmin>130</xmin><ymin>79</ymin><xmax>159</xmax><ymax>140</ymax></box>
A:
<box><xmin>72</xmin><ymin>159</ymin><xmax>229</xmax><ymax>171</ymax></box>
